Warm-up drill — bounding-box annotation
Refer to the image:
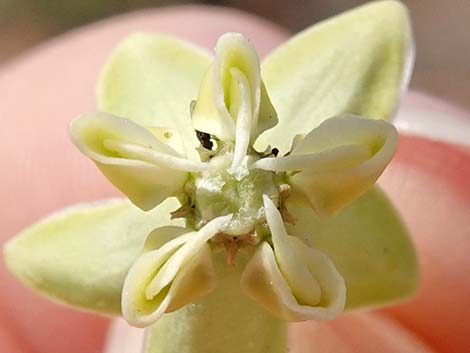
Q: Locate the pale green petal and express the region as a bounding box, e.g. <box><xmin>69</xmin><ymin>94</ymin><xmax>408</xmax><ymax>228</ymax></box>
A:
<box><xmin>192</xmin><ymin>33</ymin><xmax>277</xmax><ymax>142</ymax></box>
<box><xmin>259</xmin><ymin>0</ymin><xmax>413</xmax><ymax>152</ymax></box>
<box><xmin>98</xmin><ymin>33</ymin><xmax>212</xmax><ymax>159</ymax></box>
<box><xmin>256</xmin><ymin>116</ymin><xmax>398</xmax><ymax>217</ymax></box>
<box><xmin>4</xmin><ymin>198</ymin><xmax>183</xmax><ymax>315</ymax></box>
<box><xmin>70</xmin><ymin>112</ymin><xmax>206</xmax><ymax>211</ymax></box>
<box><xmin>122</xmin><ymin>215</ymin><xmax>232</xmax><ymax>327</ymax></box>
<box><xmin>286</xmin><ymin>187</ymin><xmax>419</xmax><ymax>309</ymax></box>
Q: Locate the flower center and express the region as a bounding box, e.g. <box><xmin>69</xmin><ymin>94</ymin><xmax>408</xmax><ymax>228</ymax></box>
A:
<box><xmin>184</xmin><ymin>152</ymin><xmax>280</xmax><ymax>237</ymax></box>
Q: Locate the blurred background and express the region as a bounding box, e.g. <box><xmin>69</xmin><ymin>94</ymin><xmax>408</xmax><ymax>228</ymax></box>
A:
<box><xmin>0</xmin><ymin>0</ymin><xmax>468</xmax><ymax>109</ymax></box>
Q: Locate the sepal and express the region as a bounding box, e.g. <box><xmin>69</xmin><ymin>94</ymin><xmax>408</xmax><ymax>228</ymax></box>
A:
<box><xmin>286</xmin><ymin>187</ymin><xmax>419</xmax><ymax>309</ymax></box>
<box><xmin>259</xmin><ymin>0</ymin><xmax>413</xmax><ymax>153</ymax></box>
<box><xmin>98</xmin><ymin>33</ymin><xmax>212</xmax><ymax>159</ymax></box>
<box><xmin>4</xmin><ymin>198</ymin><xmax>182</xmax><ymax>314</ymax></box>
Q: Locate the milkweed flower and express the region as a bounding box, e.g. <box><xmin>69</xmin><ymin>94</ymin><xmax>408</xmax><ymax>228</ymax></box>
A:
<box><xmin>68</xmin><ymin>31</ymin><xmax>398</xmax><ymax>326</ymax></box>
<box><xmin>4</xmin><ymin>2</ymin><xmax>418</xmax><ymax>352</ymax></box>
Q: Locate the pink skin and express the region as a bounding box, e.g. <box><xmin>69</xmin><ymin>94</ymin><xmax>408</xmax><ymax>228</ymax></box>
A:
<box><xmin>0</xmin><ymin>6</ymin><xmax>469</xmax><ymax>353</ymax></box>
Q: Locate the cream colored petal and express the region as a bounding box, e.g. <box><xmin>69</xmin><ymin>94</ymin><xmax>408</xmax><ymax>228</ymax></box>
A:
<box><xmin>240</xmin><ymin>239</ymin><xmax>345</xmax><ymax>322</ymax></box>
<box><xmin>241</xmin><ymin>198</ymin><xmax>345</xmax><ymax>321</ymax></box>
<box><xmin>263</xmin><ymin>196</ymin><xmax>321</xmax><ymax>306</ymax></box>
<box><xmin>145</xmin><ymin>215</ymin><xmax>232</xmax><ymax>297</ymax></box>
<box><xmin>70</xmin><ymin>112</ymin><xmax>206</xmax><ymax>210</ymax></box>
<box><xmin>121</xmin><ymin>235</ymin><xmax>193</xmax><ymax>327</ymax></box>
<box><xmin>254</xmin><ymin>144</ymin><xmax>371</xmax><ymax>172</ymax></box>
<box><xmin>191</xmin><ymin>33</ymin><xmax>277</xmax><ymax>142</ymax></box>
<box><xmin>102</xmin><ymin>140</ymin><xmax>206</xmax><ymax>172</ymax></box>
<box><xmin>162</xmin><ymin>245</ymin><xmax>216</xmax><ymax>313</ymax></box>
<box><xmin>256</xmin><ymin>115</ymin><xmax>398</xmax><ymax>217</ymax></box>
<box><xmin>121</xmin><ymin>241</ymin><xmax>214</xmax><ymax>328</ymax></box>
<box><xmin>229</xmin><ymin>68</ymin><xmax>252</xmax><ymax>174</ymax></box>
<box><xmin>122</xmin><ymin>215</ymin><xmax>232</xmax><ymax>327</ymax></box>
<box><xmin>288</xmin><ymin>236</ymin><xmax>346</xmax><ymax>319</ymax></box>
<box><xmin>257</xmin><ymin>81</ymin><xmax>278</xmax><ymax>138</ymax></box>
<box><xmin>145</xmin><ymin>127</ymin><xmax>186</xmax><ymax>156</ymax></box>
<box><xmin>191</xmin><ymin>65</ymin><xmax>234</xmax><ymax>140</ymax></box>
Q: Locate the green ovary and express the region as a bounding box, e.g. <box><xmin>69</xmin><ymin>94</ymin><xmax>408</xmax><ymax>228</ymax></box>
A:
<box><xmin>188</xmin><ymin>154</ymin><xmax>279</xmax><ymax>236</ymax></box>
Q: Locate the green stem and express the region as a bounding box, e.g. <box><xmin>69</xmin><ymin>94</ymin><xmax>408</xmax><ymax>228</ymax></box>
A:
<box><xmin>144</xmin><ymin>252</ymin><xmax>288</xmax><ymax>353</ymax></box>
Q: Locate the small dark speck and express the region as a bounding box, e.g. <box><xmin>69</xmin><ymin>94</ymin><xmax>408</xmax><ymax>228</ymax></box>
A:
<box><xmin>196</xmin><ymin>130</ymin><xmax>213</xmax><ymax>150</ymax></box>
<box><xmin>271</xmin><ymin>148</ymin><xmax>279</xmax><ymax>157</ymax></box>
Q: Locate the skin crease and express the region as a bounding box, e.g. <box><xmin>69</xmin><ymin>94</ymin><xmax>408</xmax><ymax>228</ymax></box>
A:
<box><xmin>0</xmin><ymin>5</ymin><xmax>469</xmax><ymax>353</ymax></box>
